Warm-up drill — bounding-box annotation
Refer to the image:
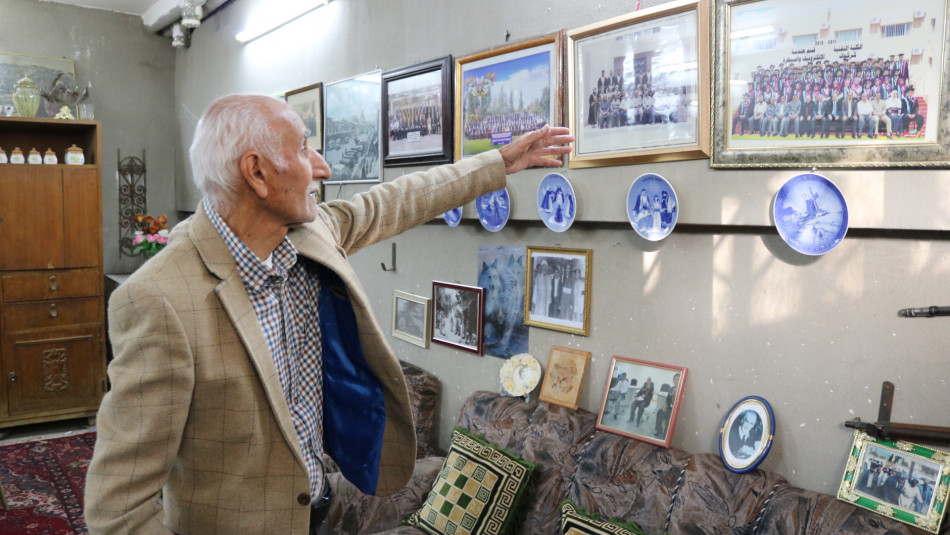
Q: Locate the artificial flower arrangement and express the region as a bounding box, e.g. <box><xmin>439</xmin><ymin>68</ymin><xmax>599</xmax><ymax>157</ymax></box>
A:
<box><xmin>132</xmin><ymin>213</ymin><xmax>170</xmax><ymax>257</ymax></box>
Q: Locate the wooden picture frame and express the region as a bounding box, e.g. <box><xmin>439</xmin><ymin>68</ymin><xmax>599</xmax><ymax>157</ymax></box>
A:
<box><xmin>285</xmin><ymin>82</ymin><xmax>323</xmax><ymax>153</ymax></box>
<box><xmin>391</xmin><ymin>290</ymin><xmax>430</xmax><ymax>348</ymax></box>
<box><xmin>567</xmin><ymin>0</ymin><xmax>711</xmax><ymax>168</ymax></box>
<box><xmin>0</xmin><ymin>52</ymin><xmax>77</xmax><ymax>118</ymax></box>
<box><xmin>538</xmin><ymin>345</ymin><xmax>591</xmax><ymax>410</ymax></box>
<box><xmin>323</xmin><ymin>70</ymin><xmax>382</xmax><ymax>183</ymax></box>
<box><xmin>382</xmin><ymin>56</ymin><xmax>453</xmax><ymax>167</ymax></box>
<box><xmin>711</xmin><ymin>0</ymin><xmax>950</xmax><ymax>168</ymax></box>
<box><xmin>596</xmin><ymin>356</ymin><xmax>687</xmax><ymax>448</ymax></box>
<box><xmin>454</xmin><ymin>31</ymin><xmax>564</xmax><ymax>161</ymax></box>
<box><xmin>838</xmin><ymin>431</ymin><xmax>950</xmax><ymax>533</ymax></box>
<box><xmin>524</xmin><ymin>246</ymin><xmax>591</xmax><ymax>336</ymax></box>
<box><xmin>431</xmin><ymin>281</ymin><xmax>484</xmax><ymax>355</ymax></box>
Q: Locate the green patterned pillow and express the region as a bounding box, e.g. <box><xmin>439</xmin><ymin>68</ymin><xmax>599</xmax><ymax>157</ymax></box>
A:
<box><xmin>405</xmin><ymin>426</ymin><xmax>539</xmax><ymax>535</ymax></box>
<box><xmin>559</xmin><ymin>500</ymin><xmax>647</xmax><ymax>535</ymax></box>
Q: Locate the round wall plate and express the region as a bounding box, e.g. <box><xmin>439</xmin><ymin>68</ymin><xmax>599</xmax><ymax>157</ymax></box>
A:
<box><xmin>537</xmin><ymin>173</ymin><xmax>576</xmax><ymax>232</ymax></box>
<box><xmin>626</xmin><ymin>173</ymin><xmax>678</xmax><ymax>241</ymax></box>
<box><xmin>773</xmin><ymin>173</ymin><xmax>848</xmax><ymax>255</ymax></box>
<box><xmin>442</xmin><ymin>207</ymin><xmax>462</xmax><ymax>227</ymax></box>
<box><xmin>476</xmin><ymin>188</ymin><xmax>510</xmax><ymax>232</ymax></box>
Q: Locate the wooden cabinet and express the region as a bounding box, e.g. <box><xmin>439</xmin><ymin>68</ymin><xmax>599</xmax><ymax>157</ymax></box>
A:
<box><xmin>0</xmin><ymin>117</ymin><xmax>105</xmax><ymax>428</ymax></box>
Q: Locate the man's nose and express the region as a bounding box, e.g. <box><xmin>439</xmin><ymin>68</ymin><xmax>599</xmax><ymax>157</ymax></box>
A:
<box><xmin>311</xmin><ymin>149</ymin><xmax>331</xmax><ymax>180</ymax></box>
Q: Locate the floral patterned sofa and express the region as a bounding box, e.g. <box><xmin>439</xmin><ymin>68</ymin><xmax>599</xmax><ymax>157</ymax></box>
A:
<box><xmin>326</xmin><ymin>390</ymin><xmax>929</xmax><ymax>534</ymax></box>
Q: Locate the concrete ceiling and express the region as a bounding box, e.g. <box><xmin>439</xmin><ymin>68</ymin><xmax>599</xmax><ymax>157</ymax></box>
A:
<box><xmin>42</xmin><ymin>0</ymin><xmax>228</xmax><ymax>33</ymax></box>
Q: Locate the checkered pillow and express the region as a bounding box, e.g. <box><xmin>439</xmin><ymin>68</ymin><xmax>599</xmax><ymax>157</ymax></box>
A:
<box><xmin>559</xmin><ymin>501</ymin><xmax>647</xmax><ymax>535</ymax></box>
<box><xmin>405</xmin><ymin>427</ymin><xmax>539</xmax><ymax>535</ymax></box>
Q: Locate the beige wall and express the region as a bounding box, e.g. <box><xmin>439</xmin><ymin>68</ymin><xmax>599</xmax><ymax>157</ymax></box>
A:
<box><xmin>171</xmin><ymin>0</ymin><xmax>950</xmax><ymax>495</ymax></box>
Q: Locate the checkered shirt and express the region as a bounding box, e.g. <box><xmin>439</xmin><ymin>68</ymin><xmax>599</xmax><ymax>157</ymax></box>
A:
<box><xmin>204</xmin><ymin>199</ymin><xmax>326</xmax><ymax>497</ymax></box>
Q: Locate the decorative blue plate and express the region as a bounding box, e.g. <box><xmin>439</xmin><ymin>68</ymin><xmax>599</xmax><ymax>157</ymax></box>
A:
<box><xmin>442</xmin><ymin>207</ymin><xmax>462</xmax><ymax>227</ymax></box>
<box><xmin>773</xmin><ymin>173</ymin><xmax>848</xmax><ymax>255</ymax></box>
<box><xmin>537</xmin><ymin>173</ymin><xmax>576</xmax><ymax>232</ymax></box>
<box><xmin>719</xmin><ymin>396</ymin><xmax>775</xmax><ymax>474</ymax></box>
<box><xmin>476</xmin><ymin>188</ymin><xmax>510</xmax><ymax>232</ymax></box>
<box><xmin>626</xmin><ymin>173</ymin><xmax>678</xmax><ymax>241</ymax></box>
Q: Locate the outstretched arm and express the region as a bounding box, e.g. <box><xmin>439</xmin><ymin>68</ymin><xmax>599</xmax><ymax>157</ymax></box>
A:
<box><xmin>498</xmin><ymin>125</ymin><xmax>574</xmax><ymax>175</ymax></box>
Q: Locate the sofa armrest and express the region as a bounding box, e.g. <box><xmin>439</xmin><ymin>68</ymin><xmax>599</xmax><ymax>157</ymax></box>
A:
<box><xmin>325</xmin><ymin>456</ymin><xmax>444</xmax><ymax>534</ymax></box>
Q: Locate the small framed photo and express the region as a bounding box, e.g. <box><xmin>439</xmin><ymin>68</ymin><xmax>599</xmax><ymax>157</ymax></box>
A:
<box><xmin>596</xmin><ymin>356</ymin><xmax>687</xmax><ymax>448</ymax></box>
<box><xmin>454</xmin><ymin>31</ymin><xmax>564</xmax><ymax>161</ymax></box>
<box><xmin>323</xmin><ymin>70</ymin><xmax>382</xmax><ymax>183</ymax></box>
<box><xmin>838</xmin><ymin>431</ymin><xmax>950</xmax><ymax>533</ymax></box>
<box><xmin>538</xmin><ymin>346</ymin><xmax>591</xmax><ymax>410</ymax></box>
<box><xmin>718</xmin><ymin>396</ymin><xmax>775</xmax><ymax>473</ymax></box>
<box><xmin>391</xmin><ymin>290</ymin><xmax>430</xmax><ymax>348</ymax></box>
<box><xmin>431</xmin><ymin>281</ymin><xmax>485</xmax><ymax>355</ymax></box>
<box><xmin>525</xmin><ymin>246</ymin><xmax>591</xmax><ymax>336</ymax></box>
<box><xmin>382</xmin><ymin>56</ymin><xmax>453</xmax><ymax>167</ymax></box>
<box><xmin>567</xmin><ymin>0</ymin><xmax>711</xmax><ymax>168</ymax></box>
<box><xmin>285</xmin><ymin>82</ymin><xmax>323</xmax><ymax>153</ymax></box>
<box><xmin>711</xmin><ymin>0</ymin><xmax>950</xmax><ymax>168</ymax></box>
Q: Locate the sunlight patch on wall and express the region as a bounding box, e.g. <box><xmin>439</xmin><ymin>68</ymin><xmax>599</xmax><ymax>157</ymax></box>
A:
<box><xmin>642</xmin><ymin>250</ymin><xmax>660</xmax><ymax>295</ymax></box>
<box><xmin>711</xmin><ymin>234</ymin><xmax>734</xmax><ymax>338</ymax></box>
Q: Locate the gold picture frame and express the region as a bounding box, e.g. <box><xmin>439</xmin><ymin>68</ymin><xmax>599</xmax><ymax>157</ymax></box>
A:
<box><xmin>538</xmin><ymin>346</ymin><xmax>591</xmax><ymax>410</ymax></box>
<box><xmin>567</xmin><ymin>0</ymin><xmax>711</xmax><ymax>168</ymax></box>
<box><xmin>524</xmin><ymin>246</ymin><xmax>591</xmax><ymax>336</ymax></box>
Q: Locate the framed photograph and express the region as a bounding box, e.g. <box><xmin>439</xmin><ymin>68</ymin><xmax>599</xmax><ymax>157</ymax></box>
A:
<box><xmin>718</xmin><ymin>396</ymin><xmax>775</xmax><ymax>473</ymax></box>
<box><xmin>596</xmin><ymin>356</ymin><xmax>687</xmax><ymax>448</ymax></box>
<box><xmin>0</xmin><ymin>52</ymin><xmax>77</xmax><ymax>118</ymax></box>
<box><xmin>712</xmin><ymin>0</ymin><xmax>950</xmax><ymax>168</ymax></box>
<box><xmin>525</xmin><ymin>246</ymin><xmax>591</xmax><ymax>336</ymax></box>
<box><xmin>285</xmin><ymin>82</ymin><xmax>323</xmax><ymax>153</ymax></box>
<box><xmin>323</xmin><ymin>70</ymin><xmax>382</xmax><ymax>183</ymax></box>
<box><xmin>454</xmin><ymin>31</ymin><xmax>564</xmax><ymax>161</ymax></box>
<box><xmin>392</xmin><ymin>290</ymin><xmax>431</xmax><ymax>348</ymax></box>
<box><xmin>538</xmin><ymin>346</ymin><xmax>591</xmax><ymax>410</ymax></box>
<box><xmin>382</xmin><ymin>56</ymin><xmax>453</xmax><ymax>167</ymax></box>
<box><xmin>838</xmin><ymin>431</ymin><xmax>950</xmax><ymax>533</ymax></box>
<box><xmin>431</xmin><ymin>281</ymin><xmax>485</xmax><ymax>355</ymax></box>
<box><xmin>567</xmin><ymin>0</ymin><xmax>711</xmax><ymax>168</ymax></box>
<box><xmin>477</xmin><ymin>245</ymin><xmax>529</xmax><ymax>358</ymax></box>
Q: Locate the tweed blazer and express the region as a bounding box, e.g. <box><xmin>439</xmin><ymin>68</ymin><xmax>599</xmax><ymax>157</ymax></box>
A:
<box><xmin>84</xmin><ymin>151</ymin><xmax>506</xmax><ymax>535</ymax></box>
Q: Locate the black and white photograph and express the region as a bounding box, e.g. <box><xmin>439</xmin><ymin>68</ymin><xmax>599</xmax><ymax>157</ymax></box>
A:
<box><xmin>525</xmin><ymin>247</ymin><xmax>591</xmax><ymax>336</ymax></box>
<box><xmin>718</xmin><ymin>396</ymin><xmax>775</xmax><ymax>473</ymax></box>
<box><xmin>323</xmin><ymin>70</ymin><xmax>382</xmax><ymax>183</ymax></box>
<box><xmin>431</xmin><ymin>281</ymin><xmax>484</xmax><ymax>355</ymax></box>
<box><xmin>382</xmin><ymin>56</ymin><xmax>453</xmax><ymax>167</ymax></box>
<box><xmin>391</xmin><ymin>290</ymin><xmax>430</xmax><ymax>348</ymax></box>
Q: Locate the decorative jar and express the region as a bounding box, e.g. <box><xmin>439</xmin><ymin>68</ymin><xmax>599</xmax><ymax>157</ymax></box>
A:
<box><xmin>65</xmin><ymin>144</ymin><xmax>85</xmax><ymax>165</ymax></box>
<box><xmin>44</xmin><ymin>148</ymin><xmax>58</xmax><ymax>164</ymax></box>
<box><xmin>12</xmin><ymin>77</ymin><xmax>41</xmax><ymax>118</ymax></box>
<box><xmin>0</xmin><ymin>147</ymin><xmax>7</xmax><ymax>164</ymax></box>
<box><xmin>9</xmin><ymin>147</ymin><xmax>25</xmax><ymax>164</ymax></box>
<box><xmin>28</xmin><ymin>148</ymin><xmax>42</xmax><ymax>164</ymax></box>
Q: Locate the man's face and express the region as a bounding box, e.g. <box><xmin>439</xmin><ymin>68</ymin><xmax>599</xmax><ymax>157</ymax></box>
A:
<box><xmin>260</xmin><ymin>102</ymin><xmax>331</xmax><ymax>227</ymax></box>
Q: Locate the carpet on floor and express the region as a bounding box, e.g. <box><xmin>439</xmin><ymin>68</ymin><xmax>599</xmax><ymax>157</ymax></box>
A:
<box><xmin>0</xmin><ymin>431</ymin><xmax>95</xmax><ymax>535</ymax></box>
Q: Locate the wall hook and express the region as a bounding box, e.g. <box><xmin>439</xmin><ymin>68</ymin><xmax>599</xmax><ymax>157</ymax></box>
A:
<box><xmin>381</xmin><ymin>243</ymin><xmax>396</xmax><ymax>272</ymax></box>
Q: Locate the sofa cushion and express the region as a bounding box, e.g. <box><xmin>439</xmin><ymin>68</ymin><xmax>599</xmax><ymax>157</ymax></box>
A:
<box><xmin>405</xmin><ymin>426</ymin><xmax>539</xmax><ymax>535</ymax></box>
<box><xmin>400</xmin><ymin>360</ymin><xmax>441</xmax><ymax>459</ymax></box>
<box><xmin>559</xmin><ymin>500</ymin><xmax>646</xmax><ymax>535</ymax></box>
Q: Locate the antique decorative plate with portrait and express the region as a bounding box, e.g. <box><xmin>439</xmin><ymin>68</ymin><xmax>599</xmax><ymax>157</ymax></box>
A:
<box><xmin>537</xmin><ymin>173</ymin><xmax>576</xmax><ymax>232</ymax></box>
<box><xmin>442</xmin><ymin>207</ymin><xmax>462</xmax><ymax>227</ymax></box>
<box><xmin>773</xmin><ymin>173</ymin><xmax>848</xmax><ymax>255</ymax></box>
<box><xmin>719</xmin><ymin>396</ymin><xmax>775</xmax><ymax>474</ymax></box>
<box><xmin>500</xmin><ymin>353</ymin><xmax>542</xmax><ymax>398</ymax></box>
<box><xmin>626</xmin><ymin>173</ymin><xmax>678</xmax><ymax>241</ymax></box>
<box><xmin>476</xmin><ymin>188</ymin><xmax>510</xmax><ymax>232</ymax></box>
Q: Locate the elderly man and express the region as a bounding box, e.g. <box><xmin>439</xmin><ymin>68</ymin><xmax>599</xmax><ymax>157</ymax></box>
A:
<box><xmin>84</xmin><ymin>94</ymin><xmax>573</xmax><ymax>535</ymax></box>
<box><xmin>870</xmin><ymin>91</ymin><xmax>892</xmax><ymax>138</ymax></box>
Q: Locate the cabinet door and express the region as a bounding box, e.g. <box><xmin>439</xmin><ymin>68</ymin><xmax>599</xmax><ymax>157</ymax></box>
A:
<box><xmin>63</xmin><ymin>166</ymin><xmax>101</xmax><ymax>268</ymax></box>
<box><xmin>2</xmin><ymin>326</ymin><xmax>103</xmax><ymax>417</ymax></box>
<box><xmin>0</xmin><ymin>166</ymin><xmax>65</xmax><ymax>270</ymax></box>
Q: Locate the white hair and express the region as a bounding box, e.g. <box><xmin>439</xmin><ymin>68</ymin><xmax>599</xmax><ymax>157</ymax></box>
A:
<box><xmin>189</xmin><ymin>94</ymin><xmax>289</xmax><ymax>211</ymax></box>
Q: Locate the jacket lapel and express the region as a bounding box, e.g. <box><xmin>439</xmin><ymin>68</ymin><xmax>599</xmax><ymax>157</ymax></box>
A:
<box><xmin>188</xmin><ymin>205</ymin><xmax>306</xmax><ymax>467</ymax></box>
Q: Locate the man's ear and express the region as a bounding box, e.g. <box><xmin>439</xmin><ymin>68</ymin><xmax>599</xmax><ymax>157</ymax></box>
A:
<box><xmin>239</xmin><ymin>151</ymin><xmax>269</xmax><ymax>199</ymax></box>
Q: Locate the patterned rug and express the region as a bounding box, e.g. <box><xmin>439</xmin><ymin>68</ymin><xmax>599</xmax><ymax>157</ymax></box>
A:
<box><xmin>0</xmin><ymin>431</ymin><xmax>95</xmax><ymax>535</ymax></box>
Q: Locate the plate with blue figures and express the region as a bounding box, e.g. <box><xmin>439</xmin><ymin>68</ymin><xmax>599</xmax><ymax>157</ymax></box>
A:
<box><xmin>773</xmin><ymin>173</ymin><xmax>848</xmax><ymax>255</ymax></box>
<box><xmin>476</xmin><ymin>188</ymin><xmax>510</xmax><ymax>232</ymax></box>
<box><xmin>442</xmin><ymin>207</ymin><xmax>462</xmax><ymax>227</ymax></box>
<box><xmin>626</xmin><ymin>173</ymin><xmax>678</xmax><ymax>241</ymax></box>
<box><xmin>537</xmin><ymin>173</ymin><xmax>576</xmax><ymax>232</ymax></box>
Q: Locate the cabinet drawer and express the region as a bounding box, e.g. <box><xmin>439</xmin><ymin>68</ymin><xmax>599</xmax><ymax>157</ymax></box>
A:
<box><xmin>2</xmin><ymin>297</ymin><xmax>101</xmax><ymax>332</ymax></box>
<box><xmin>2</xmin><ymin>269</ymin><xmax>100</xmax><ymax>302</ymax></box>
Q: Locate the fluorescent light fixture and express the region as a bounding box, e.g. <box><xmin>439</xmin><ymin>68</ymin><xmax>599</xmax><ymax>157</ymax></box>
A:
<box><xmin>730</xmin><ymin>25</ymin><xmax>774</xmax><ymax>39</ymax></box>
<box><xmin>236</xmin><ymin>0</ymin><xmax>329</xmax><ymax>43</ymax></box>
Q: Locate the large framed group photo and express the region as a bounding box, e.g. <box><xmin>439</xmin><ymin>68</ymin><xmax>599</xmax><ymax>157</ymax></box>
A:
<box><xmin>567</xmin><ymin>0</ymin><xmax>711</xmax><ymax>168</ymax></box>
<box><xmin>454</xmin><ymin>31</ymin><xmax>564</xmax><ymax>161</ymax></box>
<box><xmin>382</xmin><ymin>56</ymin><xmax>453</xmax><ymax>167</ymax></box>
<box><xmin>712</xmin><ymin>0</ymin><xmax>950</xmax><ymax>168</ymax></box>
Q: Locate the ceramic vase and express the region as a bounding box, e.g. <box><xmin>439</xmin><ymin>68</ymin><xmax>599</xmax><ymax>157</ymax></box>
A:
<box><xmin>12</xmin><ymin>77</ymin><xmax>41</xmax><ymax>118</ymax></box>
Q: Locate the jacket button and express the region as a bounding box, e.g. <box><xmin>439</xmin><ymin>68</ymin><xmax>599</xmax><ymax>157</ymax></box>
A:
<box><xmin>297</xmin><ymin>492</ymin><xmax>311</xmax><ymax>505</ymax></box>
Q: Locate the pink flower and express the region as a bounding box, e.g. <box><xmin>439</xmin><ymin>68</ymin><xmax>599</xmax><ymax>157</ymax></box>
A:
<box><xmin>133</xmin><ymin>234</ymin><xmax>144</xmax><ymax>244</ymax></box>
<box><xmin>157</xmin><ymin>235</ymin><xmax>168</xmax><ymax>244</ymax></box>
<box><xmin>147</xmin><ymin>234</ymin><xmax>157</xmax><ymax>243</ymax></box>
